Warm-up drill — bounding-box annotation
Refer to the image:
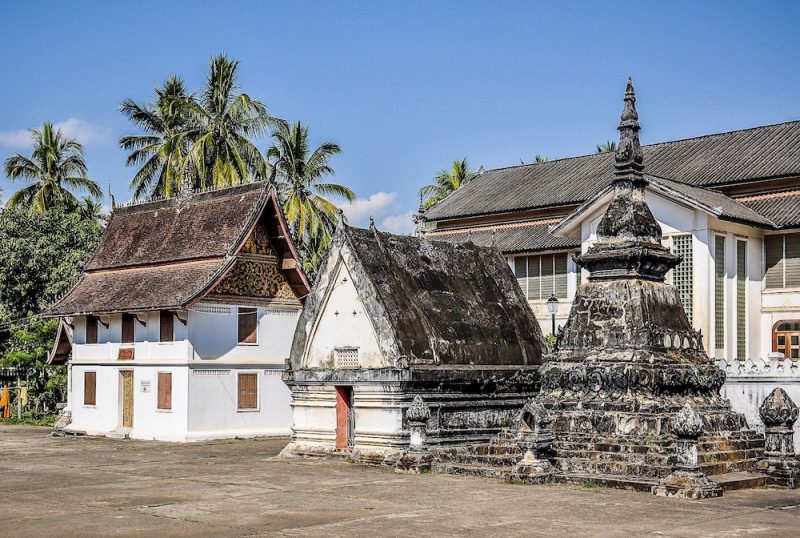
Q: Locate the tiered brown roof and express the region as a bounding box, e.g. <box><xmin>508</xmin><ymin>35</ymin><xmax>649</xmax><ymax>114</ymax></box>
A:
<box><xmin>46</xmin><ymin>183</ymin><xmax>310</xmax><ymax>317</ymax></box>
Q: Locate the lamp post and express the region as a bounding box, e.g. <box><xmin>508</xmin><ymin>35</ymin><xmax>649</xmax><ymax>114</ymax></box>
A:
<box><xmin>546</xmin><ymin>294</ymin><xmax>559</xmax><ymax>336</ymax></box>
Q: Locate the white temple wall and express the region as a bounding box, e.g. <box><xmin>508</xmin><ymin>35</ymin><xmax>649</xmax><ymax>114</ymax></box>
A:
<box><xmin>302</xmin><ymin>261</ymin><xmax>385</xmax><ymax>368</ymax></box>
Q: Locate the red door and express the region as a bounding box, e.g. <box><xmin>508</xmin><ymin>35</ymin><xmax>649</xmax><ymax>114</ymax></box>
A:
<box><xmin>335</xmin><ymin>386</ymin><xmax>352</xmax><ymax>449</ymax></box>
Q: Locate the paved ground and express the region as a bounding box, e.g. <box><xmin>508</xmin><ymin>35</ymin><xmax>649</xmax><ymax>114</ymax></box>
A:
<box><xmin>3</xmin><ymin>425</ymin><xmax>800</xmax><ymax>537</ymax></box>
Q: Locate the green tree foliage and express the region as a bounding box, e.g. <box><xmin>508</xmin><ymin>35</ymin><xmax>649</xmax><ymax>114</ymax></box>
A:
<box><xmin>267</xmin><ymin>120</ymin><xmax>355</xmax><ymax>274</ymax></box>
<box><xmin>4</xmin><ymin>122</ymin><xmax>102</xmax><ymax>212</ymax></box>
<box><xmin>596</xmin><ymin>140</ymin><xmax>617</xmax><ymax>153</ymax></box>
<box><xmin>120</xmin><ymin>55</ymin><xmax>273</xmax><ymax>198</ymax></box>
<box><xmin>0</xmin><ymin>202</ymin><xmax>104</xmax><ymax>322</ymax></box>
<box><xmin>119</xmin><ymin>75</ymin><xmax>193</xmax><ymax>200</ymax></box>
<box><xmin>419</xmin><ymin>158</ymin><xmax>476</xmax><ymax>209</ymax></box>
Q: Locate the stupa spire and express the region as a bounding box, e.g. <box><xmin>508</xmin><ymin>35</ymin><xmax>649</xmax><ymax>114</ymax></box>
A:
<box><xmin>577</xmin><ymin>77</ymin><xmax>678</xmax><ymax>281</ymax></box>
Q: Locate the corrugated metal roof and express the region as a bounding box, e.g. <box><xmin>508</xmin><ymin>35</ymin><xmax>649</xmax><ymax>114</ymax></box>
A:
<box><xmin>426</xmin><ymin>120</ymin><xmax>800</xmax><ymax>221</ymax></box>
<box><xmin>425</xmin><ymin>219</ymin><xmax>580</xmax><ymax>254</ymax></box>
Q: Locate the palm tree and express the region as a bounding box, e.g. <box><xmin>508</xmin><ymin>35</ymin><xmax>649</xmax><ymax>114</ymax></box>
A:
<box><xmin>119</xmin><ymin>75</ymin><xmax>192</xmax><ymax>199</ymax></box>
<box><xmin>419</xmin><ymin>158</ymin><xmax>476</xmax><ymax>209</ymax></box>
<box><xmin>596</xmin><ymin>140</ymin><xmax>617</xmax><ymax>153</ymax></box>
<box><xmin>186</xmin><ymin>54</ymin><xmax>272</xmax><ymax>189</ymax></box>
<box><xmin>267</xmin><ymin>120</ymin><xmax>355</xmax><ymax>269</ymax></box>
<box><xmin>4</xmin><ymin>122</ymin><xmax>101</xmax><ymax>212</ymax></box>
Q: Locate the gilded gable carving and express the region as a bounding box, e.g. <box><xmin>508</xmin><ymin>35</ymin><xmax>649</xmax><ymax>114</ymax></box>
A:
<box><xmin>210</xmin><ymin>259</ymin><xmax>296</xmax><ymax>300</ymax></box>
<box><xmin>241</xmin><ymin>222</ymin><xmax>275</xmax><ymax>256</ymax></box>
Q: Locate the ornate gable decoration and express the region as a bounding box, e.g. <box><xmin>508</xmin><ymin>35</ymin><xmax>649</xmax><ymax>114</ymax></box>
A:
<box><xmin>207</xmin><ymin>221</ymin><xmax>298</xmax><ymax>305</ymax></box>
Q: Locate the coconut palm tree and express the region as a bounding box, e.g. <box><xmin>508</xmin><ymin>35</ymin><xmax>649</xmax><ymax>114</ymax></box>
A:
<box><xmin>119</xmin><ymin>75</ymin><xmax>192</xmax><ymax>199</ymax></box>
<box><xmin>4</xmin><ymin>123</ymin><xmax>101</xmax><ymax>212</ymax></box>
<box><xmin>419</xmin><ymin>158</ymin><xmax>476</xmax><ymax>209</ymax></box>
<box><xmin>596</xmin><ymin>140</ymin><xmax>617</xmax><ymax>153</ymax></box>
<box><xmin>267</xmin><ymin>120</ymin><xmax>355</xmax><ymax>269</ymax></box>
<box><xmin>186</xmin><ymin>54</ymin><xmax>272</xmax><ymax>189</ymax></box>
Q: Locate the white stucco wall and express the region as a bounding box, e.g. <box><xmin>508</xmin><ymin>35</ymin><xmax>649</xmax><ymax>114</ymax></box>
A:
<box><xmin>303</xmin><ymin>260</ymin><xmax>385</xmax><ymax>368</ymax></box>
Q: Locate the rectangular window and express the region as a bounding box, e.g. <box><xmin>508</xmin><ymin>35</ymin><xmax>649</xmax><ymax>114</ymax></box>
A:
<box><xmin>237</xmin><ymin>307</ymin><xmax>258</xmax><ymax>344</ymax></box>
<box><xmin>159</xmin><ymin>311</ymin><xmax>174</xmax><ymax>343</ymax></box>
<box><xmin>84</xmin><ymin>371</ymin><xmax>96</xmax><ymax>406</ymax></box>
<box><xmin>121</xmin><ymin>313</ymin><xmax>135</xmax><ymax>344</ymax></box>
<box><xmin>736</xmin><ymin>240</ymin><xmax>747</xmax><ymax>360</ymax></box>
<box><xmin>714</xmin><ymin>235</ymin><xmax>726</xmax><ymax>350</ymax></box>
<box><xmin>237</xmin><ymin>373</ymin><xmax>258</xmax><ymax>409</ymax></box>
<box><xmin>671</xmin><ymin>234</ymin><xmax>693</xmax><ymax>323</ymax></box>
<box><xmin>765</xmin><ymin>233</ymin><xmax>800</xmax><ymax>289</ymax></box>
<box><xmin>86</xmin><ymin>315</ymin><xmax>98</xmax><ymax>344</ymax></box>
<box><xmin>157</xmin><ymin>372</ymin><xmax>172</xmax><ymax>410</ymax></box>
<box><xmin>514</xmin><ymin>253</ymin><xmax>569</xmax><ymax>300</ymax></box>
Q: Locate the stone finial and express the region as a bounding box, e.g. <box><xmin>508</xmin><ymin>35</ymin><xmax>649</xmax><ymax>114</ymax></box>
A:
<box><xmin>615</xmin><ymin>76</ymin><xmax>644</xmax><ymax>176</ymax></box>
<box><xmin>759</xmin><ymin>387</ymin><xmax>799</xmax><ymax>428</ymax></box>
<box><xmin>672</xmin><ymin>403</ymin><xmax>704</xmax><ymax>439</ymax></box>
<box><xmin>407</xmin><ymin>395</ymin><xmax>431</xmax><ymax>423</ymax></box>
<box><xmin>369</xmin><ymin>215</ymin><xmax>376</xmax><ymax>231</ymax></box>
<box><xmin>177</xmin><ymin>163</ymin><xmax>195</xmax><ymax>203</ymax></box>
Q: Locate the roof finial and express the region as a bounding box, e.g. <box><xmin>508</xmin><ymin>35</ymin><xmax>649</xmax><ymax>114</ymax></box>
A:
<box><xmin>177</xmin><ymin>162</ymin><xmax>194</xmax><ymax>203</ymax></box>
<box><xmin>615</xmin><ymin>76</ymin><xmax>644</xmax><ymax>178</ymax></box>
<box><xmin>478</xmin><ymin>164</ymin><xmax>486</xmax><ymax>175</ymax></box>
<box><xmin>369</xmin><ymin>215</ymin><xmax>376</xmax><ymax>231</ymax></box>
<box><xmin>108</xmin><ymin>180</ymin><xmax>116</xmax><ymax>208</ymax></box>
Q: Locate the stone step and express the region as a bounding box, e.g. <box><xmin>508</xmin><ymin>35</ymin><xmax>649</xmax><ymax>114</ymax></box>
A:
<box><xmin>701</xmin><ymin>458</ymin><xmax>761</xmax><ymax>476</ymax></box>
<box><xmin>450</xmin><ymin>453</ymin><xmax>519</xmax><ymax>466</ymax></box>
<box><xmin>472</xmin><ymin>443</ymin><xmax>518</xmax><ymax>456</ymax></box>
<box><xmin>708</xmin><ymin>471</ymin><xmax>766</xmax><ymax>491</ymax></box>
<box><xmin>558</xmin><ymin>472</ymin><xmax>658</xmax><ymax>492</ymax></box>
<box><xmin>431</xmin><ymin>461</ymin><xmax>510</xmax><ymax>480</ymax></box>
<box><xmin>553</xmin><ymin>457</ymin><xmax>671</xmax><ymax>479</ymax></box>
<box><xmin>699</xmin><ymin>449</ymin><xmax>763</xmax><ymax>464</ymax></box>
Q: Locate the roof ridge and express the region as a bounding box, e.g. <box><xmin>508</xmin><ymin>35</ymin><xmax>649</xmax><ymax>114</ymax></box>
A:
<box><xmin>477</xmin><ymin>119</ymin><xmax>800</xmax><ymax>175</ymax></box>
<box><xmin>738</xmin><ymin>189</ymin><xmax>800</xmax><ymax>202</ymax></box>
<box><xmin>113</xmin><ymin>181</ymin><xmax>269</xmax><ymax>213</ymax></box>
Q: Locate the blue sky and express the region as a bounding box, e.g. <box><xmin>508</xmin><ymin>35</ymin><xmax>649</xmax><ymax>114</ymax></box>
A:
<box><xmin>1</xmin><ymin>1</ymin><xmax>799</xmax><ymax>232</ymax></box>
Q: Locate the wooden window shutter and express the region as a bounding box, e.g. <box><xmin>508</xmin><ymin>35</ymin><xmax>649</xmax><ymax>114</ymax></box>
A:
<box><xmin>238</xmin><ymin>308</ymin><xmax>258</xmax><ymax>344</ymax></box>
<box><xmin>785</xmin><ymin>234</ymin><xmax>800</xmax><ymax>288</ymax></box>
<box><xmin>514</xmin><ymin>257</ymin><xmax>528</xmax><ymax>298</ymax></box>
<box><xmin>122</xmin><ymin>314</ymin><xmax>135</xmax><ymax>343</ymax></box>
<box><xmin>554</xmin><ymin>254</ymin><xmax>568</xmax><ymax>298</ymax></box>
<box><xmin>540</xmin><ymin>254</ymin><xmax>554</xmax><ymax>298</ymax></box>
<box><xmin>159</xmin><ymin>311</ymin><xmax>174</xmax><ymax>342</ymax></box>
<box><xmin>86</xmin><ymin>316</ymin><xmax>98</xmax><ymax>344</ymax></box>
<box><xmin>157</xmin><ymin>372</ymin><xmax>172</xmax><ymax>410</ymax></box>
<box><xmin>527</xmin><ymin>256</ymin><xmax>541</xmax><ymax>301</ymax></box>
<box><xmin>84</xmin><ymin>371</ymin><xmax>96</xmax><ymax>406</ymax></box>
<box><xmin>714</xmin><ymin>235</ymin><xmax>726</xmax><ymax>349</ymax></box>
<box><xmin>765</xmin><ymin>235</ymin><xmax>784</xmax><ymax>289</ymax></box>
<box><xmin>237</xmin><ymin>373</ymin><xmax>258</xmax><ymax>409</ymax></box>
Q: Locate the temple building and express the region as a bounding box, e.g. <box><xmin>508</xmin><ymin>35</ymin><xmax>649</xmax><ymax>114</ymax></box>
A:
<box><xmin>282</xmin><ymin>223</ymin><xmax>545</xmax><ymax>463</ymax></box>
<box><xmin>45</xmin><ymin>182</ymin><xmax>310</xmax><ymax>441</ymax></box>
<box><xmin>419</xmin><ymin>111</ymin><xmax>800</xmax><ymax>363</ymax></box>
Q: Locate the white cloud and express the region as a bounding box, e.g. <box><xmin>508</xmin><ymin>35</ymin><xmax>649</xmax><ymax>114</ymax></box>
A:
<box><xmin>0</xmin><ymin>118</ymin><xmax>111</xmax><ymax>148</ymax></box>
<box><xmin>0</xmin><ymin>129</ymin><xmax>33</xmax><ymax>148</ymax></box>
<box><xmin>341</xmin><ymin>191</ymin><xmax>398</xmax><ymax>226</ymax></box>
<box><xmin>380</xmin><ymin>211</ymin><xmax>416</xmax><ymax>235</ymax></box>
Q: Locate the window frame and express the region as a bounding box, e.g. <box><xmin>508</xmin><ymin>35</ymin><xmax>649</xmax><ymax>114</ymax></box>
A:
<box><xmin>236</xmin><ymin>371</ymin><xmax>259</xmax><ymax>411</ymax></box>
<box><xmin>156</xmin><ymin>371</ymin><xmax>172</xmax><ymax>411</ymax></box>
<box><xmin>159</xmin><ymin>311</ymin><xmax>174</xmax><ymax>343</ymax></box>
<box><xmin>83</xmin><ymin>371</ymin><xmax>97</xmax><ymax>407</ymax></box>
<box><xmin>237</xmin><ymin>307</ymin><xmax>259</xmax><ymax>345</ymax></box>
<box><xmin>514</xmin><ymin>252</ymin><xmax>569</xmax><ymax>301</ymax></box>
<box><xmin>85</xmin><ymin>315</ymin><xmax>99</xmax><ymax>344</ymax></box>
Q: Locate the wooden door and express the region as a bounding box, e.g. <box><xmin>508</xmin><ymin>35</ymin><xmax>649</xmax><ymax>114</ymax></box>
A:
<box><xmin>335</xmin><ymin>386</ymin><xmax>352</xmax><ymax>450</ymax></box>
<box><xmin>121</xmin><ymin>370</ymin><xmax>134</xmax><ymax>428</ymax></box>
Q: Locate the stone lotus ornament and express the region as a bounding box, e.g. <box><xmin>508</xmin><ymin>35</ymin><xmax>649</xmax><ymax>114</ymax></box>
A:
<box><xmin>672</xmin><ymin>402</ymin><xmax>704</xmax><ymax>439</ymax></box>
<box><xmin>407</xmin><ymin>394</ymin><xmax>432</xmax><ymax>424</ymax></box>
<box><xmin>758</xmin><ymin>388</ymin><xmax>800</xmax><ymax>488</ymax></box>
<box><xmin>396</xmin><ymin>395</ymin><xmax>434</xmax><ymax>473</ymax></box>
<box><xmin>759</xmin><ymin>387</ymin><xmax>799</xmax><ymax>428</ymax></box>
<box><xmin>511</xmin><ymin>400</ymin><xmax>555</xmax><ymax>484</ymax></box>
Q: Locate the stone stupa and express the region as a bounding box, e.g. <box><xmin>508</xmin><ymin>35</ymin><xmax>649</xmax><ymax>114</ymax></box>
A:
<box><xmin>532</xmin><ymin>77</ymin><xmax>764</xmax><ymax>491</ymax></box>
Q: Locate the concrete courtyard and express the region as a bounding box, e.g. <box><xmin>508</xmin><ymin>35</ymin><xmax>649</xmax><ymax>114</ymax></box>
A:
<box><xmin>3</xmin><ymin>425</ymin><xmax>800</xmax><ymax>537</ymax></box>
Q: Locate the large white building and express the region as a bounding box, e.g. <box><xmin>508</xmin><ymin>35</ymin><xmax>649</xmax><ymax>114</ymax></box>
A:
<box><xmin>46</xmin><ymin>183</ymin><xmax>310</xmax><ymax>441</ymax></box>
<box><xmin>421</xmin><ymin>120</ymin><xmax>800</xmax><ymax>363</ymax></box>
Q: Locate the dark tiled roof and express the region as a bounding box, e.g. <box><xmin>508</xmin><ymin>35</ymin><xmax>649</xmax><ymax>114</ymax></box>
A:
<box><xmin>426</xmin><ymin>121</ymin><xmax>800</xmax><ymax>221</ymax></box>
<box><xmin>292</xmin><ymin>226</ymin><xmax>546</xmax><ymax>367</ymax></box>
<box><xmin>739</xmin><ymin>190</ymin><xmax>800</xmax><ymax>228</ymax></box>
<box><xmin>46</xmin><ymin>260</ymin><xmax>224</xmax><ymax>316</ymax></box>
<box><xmin>46</xmin><ymin>183</ymin><xmax>310</xmax><ymax>317</ymax></box>
<box><xmin>424</xmin><ymin>219</ymin><xmax>580</xmax><ymax>253</ymax></box>
<box><xmin>87</xmin><ymin>183</ymin><xmax>265</xmax><ymax>270</ymax></box>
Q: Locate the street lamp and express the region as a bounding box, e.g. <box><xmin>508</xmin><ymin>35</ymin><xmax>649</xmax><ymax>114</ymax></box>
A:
<box><xmin>546</xmin><ymin>294</ymin><xmax>559</xmax><ymax>336</ymax></box>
